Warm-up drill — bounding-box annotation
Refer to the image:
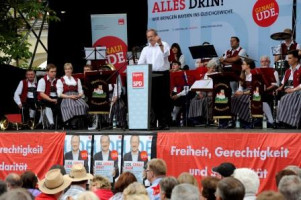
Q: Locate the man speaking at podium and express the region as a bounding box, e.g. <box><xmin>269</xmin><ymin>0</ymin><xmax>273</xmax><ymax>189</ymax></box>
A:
<box><xmin>138</xmin><ymin>29</ymin><xmax>171</xmax><ymax>130</ymax></box>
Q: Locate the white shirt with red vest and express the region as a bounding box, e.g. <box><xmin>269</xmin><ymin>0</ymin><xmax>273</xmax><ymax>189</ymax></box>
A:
<box><xmin>37</xmin><ymin>75</ymin><xmax>57</xmax><ymax>97</ymax></box>
<box><xmin>56</xmin><ymin>75</ymin><xmax>83</xmax><ymax>97</ymax></box>
<box><xmin>277</xmin><ymin>41</ymin><xmax>301</xmax><ymax>60</ymax></box>
<box><xmin>14</xmin><ymin>80</ymin><xmax>36</xmax><ymax>106</ymax></box>
<box><xmin>281</xmin><ymin>64</ymin><xmax>301</xmax><ymax>89</ymax></box>
<box><xmin>223</xmin><ymin>46</ymin><xmax>247</xmax><ymax>68</ymax></box>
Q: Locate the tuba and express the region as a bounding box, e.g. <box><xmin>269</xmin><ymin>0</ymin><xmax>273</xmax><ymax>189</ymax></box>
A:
<box><xmin>99</xmin><ymin>63</ymin><xmax>116</xmax><ymax>71</ymax></box>
<box><xmin>0</xmin><ymin>117</ymin><xmax>9</xmax><ymax>131</ymax></box>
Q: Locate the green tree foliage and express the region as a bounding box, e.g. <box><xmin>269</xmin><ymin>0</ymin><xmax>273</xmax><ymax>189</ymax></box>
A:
<box><xmin>0</xmin><ymin>0</ymin><xmax>59</xmax><ymax>67</ymax></box>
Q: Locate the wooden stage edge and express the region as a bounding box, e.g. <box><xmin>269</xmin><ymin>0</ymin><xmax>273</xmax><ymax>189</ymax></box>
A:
<box><xmin>1</xmin><ymin>127</ymin><xmax>300</xmax><ymax>134</ymax></box>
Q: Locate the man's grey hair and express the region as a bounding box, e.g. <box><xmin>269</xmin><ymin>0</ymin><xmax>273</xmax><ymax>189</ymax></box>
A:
<box><xmin>5</xmin><ymin>173</ymin><xmax>22</xmax><ymax>190</ymax></box>
<box><xmin>216</xmin><ymin>177</ymin><xmax>245</xmax><ymax>200</ymax></box>
<box><xmin>278</xmin><ymin>175</ymin><xmax>301</xmax><ymax>200</ymax></box>
<box><xmin>207</xmin><ymin>58</ymin><xmax>220</xmax><ymax>69</ymax></box>
<box><xmin>0</xmin><ymin>188</ymin><xmax>33</xmax><ymax>200</ymax></box>
<box><xmin>284</xmin><ymin>165</ymin><xmax>301</xmax><ymax>179</ymax></box>
<box><xmin>171</xmin><ymin>183</ymin><xmax>200</xmax><ymax>200</ymax></box>
<box><xmin>233</xmin><ymin>168</ymin><xmax>260</xmax><ymax>195</ymax></box>
<box><xmin>260</xmin><ymin>55</ymin><xmax>270</xmax><ymax>61</ymax></box>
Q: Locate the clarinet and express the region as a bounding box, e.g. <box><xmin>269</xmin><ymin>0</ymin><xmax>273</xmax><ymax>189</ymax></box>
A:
<box><xmin>273</xmin><ymin>90</ymin><xmax>277</xmax><ymax>123</ymax></box>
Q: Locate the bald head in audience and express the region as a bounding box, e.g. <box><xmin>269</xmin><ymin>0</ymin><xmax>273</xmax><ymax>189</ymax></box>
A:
<box><xmin>5</xmin><ymin>173</ymin><xmax>22</xmax><ymax>191</ymax></box>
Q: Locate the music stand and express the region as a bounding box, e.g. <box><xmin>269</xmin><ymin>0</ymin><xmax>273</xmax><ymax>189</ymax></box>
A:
<box><xmin>189</xmin><ymin>45</ymin><xmax>218</xmax><ymax>59</ymax></box>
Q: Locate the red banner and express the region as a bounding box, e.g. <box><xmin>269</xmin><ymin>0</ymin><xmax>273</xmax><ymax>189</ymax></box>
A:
<box><xmin>0</xmin><ymin>132</ymin><xmax>66</xmax><ymax>179</ymax></box>
<box><xmin>157</xmin><ymin>132</ymin><xmax>301</xmax><ymax>192</ymax></box>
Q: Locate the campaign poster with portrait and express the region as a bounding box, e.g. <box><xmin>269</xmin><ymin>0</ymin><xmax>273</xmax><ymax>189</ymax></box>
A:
<box><xmin>123</xmin><ymin>135</ymin><xmax>153</xmax><ymax>184</ymax></box>
<box><xmin>64</xmin><ymin>135</ymin><xmax>92</xmax><ymax>174</ymax></box>
<box><xmin>93</xmin><ymin>135</ymin><xmax>122</xmax><ymax>182</ymax></box>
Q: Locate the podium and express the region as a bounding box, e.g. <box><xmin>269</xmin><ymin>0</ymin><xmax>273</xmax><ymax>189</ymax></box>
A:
<box><xmin>250</xmin><ymin>70</ymin><xmax>264</xmax><ymax>118</ymax></box>
<box><xmin>127</xmin><ymin>64</ymin><xmax>152</xmax><ymax>130</ymax></box>
<box><xmin>208</xmin><ymin>72</ymin><xmax>238</xmax><ymax>119</ymax></box>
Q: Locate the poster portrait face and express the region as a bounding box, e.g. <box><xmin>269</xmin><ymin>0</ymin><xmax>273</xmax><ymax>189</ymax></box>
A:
<box><xmin>71</xmin><ymin>135</ymin><xmax>80</xmax><ymax>152</ymax></box>
<box><xmin>130</xmin><ymin>135</ymin><xmax>140</xmax><ymax>153</ymax></box>
<box><xmin>100</xmin><ymin>135</ymin><xmax>110</xmax><ymax>152</ymax></box>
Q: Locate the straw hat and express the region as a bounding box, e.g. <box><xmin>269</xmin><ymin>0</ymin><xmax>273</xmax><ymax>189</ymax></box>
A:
<box><xmin>65</xmin><ymin>163</ymin><xmax>93</xmax><ymax>182</ymax></box>
<box><xmin>38</xmin><ymin>169</ymin><xmax>72</xmax><ymax>194</ymax></box>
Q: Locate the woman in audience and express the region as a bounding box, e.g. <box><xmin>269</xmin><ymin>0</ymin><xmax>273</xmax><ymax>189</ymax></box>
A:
<box><xmin>233</xmin><ymin>168</ymin><xmax>260</xmax><ymax>200</ymax></box>
<box><xmin>200</xmin><ymin>177</ymin><xmax>219</xmax><ymax>200</ymax></box>
<box><xmin>56</xmin><ymin>63</ymin><xmax>89</xmax><ymax>129</ymax></box>
<box><xmin>169</xmin><ymin>43</ymin><xmax>185</xmax><ymax>68</ymax></box>
<box><xmin>110</xmin><ymin>172</ymin><xmax>137</xmax><ymax>200</ymax></box>
<box><xmin>160</xmin><ymin>176</ymin><xmax>178</xmax><ymax>200</ymax></box>
<box><xmin>21</xmin><ymin>171</ymin><xmax>41</xmax><ymax>198</ymax></box>
<box><xmin>90</xmin><ymin>175</ymin><xmax>113</xmax><ymax>200</ymax></box>
<box><xmin>123</xmin><ymin>182</ymin><xmax>149</xmax><ymax>200</ymax></box>
<box><xmin>177</xmin><ymin>172</ymin><xmax>198</xmax><ymax>187</ymax></box>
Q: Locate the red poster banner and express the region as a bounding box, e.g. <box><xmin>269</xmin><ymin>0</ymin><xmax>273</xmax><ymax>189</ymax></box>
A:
<box><xmin>157</xmin><ymin>132</ymin><xmax>301</xmax><ymax>192</ymax></box>
<box><xmin>0</xmin><ymin>132</ymin><xmax>66</xmax><ymax>180</ymax></box>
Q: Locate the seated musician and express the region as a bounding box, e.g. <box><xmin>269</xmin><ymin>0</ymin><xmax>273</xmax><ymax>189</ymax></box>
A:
<box><xmin>170</xmin><ymin>60</ymin><xmax>186</xmax><ymax>125</ymax></box>
<box><xmin>56</xmin><ymin>63</ymin><xmax>89</xmax><ymax>129</ymax></box>
<box><xmin>37</xmin><ymin>64</ymin><xmax>59</xmax><ymax>129</ymax></box>
<box><xmin>259</xmin><ymin>56</ymin><xmax>279</xmax><ymax>127</ymax></box>
<box><xmin>231</xmin><ymin>58</ymin><xmax>255</xmax><ymax>129</ymax></box>
<box><xmin>274</xmin><ymin>28</ymin><xmax>301</xmax><ymax>62</ymax></box>
<box><xmin>219</xmin><ymin>36</ymin><xmax>247</xmax><ymax>94</ymax></box>
<box><xmin>188</xmin><ymin>58</ymin><xmax>217</xmax><ymax>125</ymax></box>
<box><xmin>276</xmin><ymin>50</ymin><xmax>301</xmax><ymax>128</ymax></box>
<box><xmin>14</xmin><ymin>69</ymin><xmax>37</xmax><ymax>124</ymax></box>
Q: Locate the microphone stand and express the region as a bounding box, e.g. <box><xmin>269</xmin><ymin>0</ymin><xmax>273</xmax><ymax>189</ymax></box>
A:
<box><xmin>105</xmin><ymin>61</ymin><xmax>128</xmax><ymax>130</ymax></box>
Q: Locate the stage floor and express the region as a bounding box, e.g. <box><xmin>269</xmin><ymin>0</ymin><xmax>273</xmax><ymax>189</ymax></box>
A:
<box><xmin>3</xmin><ymin>126</ymin><xmax>300</xmax><ymax>134</ymax></box>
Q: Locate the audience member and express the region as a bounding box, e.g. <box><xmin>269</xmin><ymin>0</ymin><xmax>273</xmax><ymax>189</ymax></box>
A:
<box><xmin>212</xmin><ymin>162</ymin><xmax>236</xmax><ymax>178</ymax></box>
<box><xmin>146</xmin><ymin>159</ymin><xmax>167</xmax><ymax>200</ymax></box>
<box><xmin>275</xmin><ymin>169</ymin><xmax>296</xmax><ymax>187</ymax></box>
<box><xmin>21</xmin><ymin>171</ymin><xmax>41</xmax><ymax>197</ymax></box>
<box><xmin>170</xmin><ymin>183</ymin><xmax>200</xmax><ymax>200</ymax></box>
<box><xmin>200</xmin><ymin>177</ymin><xmax>219</xmax><ymax>200</ymax></box>
<box><xmin>159</xmin><ymin>176</ymin><xmax>179</xmax><ymax>200</ymax></box>
<box><xmin>284</xmin><ymin>165</ymin><xmax>301</xmax><ymax>179</ymax></box>
<box><xmin>90</xmin><ymin>175</ymin><xmax>113</xmax><ymax>200</ymax></box>
<box><xmin>110</xmin><ymin>172</ymin><xmax>137</xmax><ymax>200</ymax></box>
<box><xmin>177</xmin><ymin>172</ymin><xmax>198</xmax><ymax>187</ymax></box>
<box><xmin>0</xmin><ymin>188</ymin><xmax>33</xmax><ymax>200</ymax></box>
<box><xmin>36</xmin><ymin>169</ymin><xmax>72</xmax><ymax>200</ymax></box>
<box><xmin>60</xmin><ymin>164</ymin><xmax>93</xmax><ymax>200</ymax></box>
<box><xmin>215</xmin><ymin>177</ymin><xmax>245</xmax><ymax>200</ymax></box>
<box><xmin>5</xmin><ymin>173</ymin><xmax>22</xmax><ymax>191</ymax></box>
<box><xmin>0</xmin><ymin>180</ymin><xmax>7</xmax><ymax>196</ymax></box>
<box><xmin>256</xmin><ymin>191</ymin><xmax>284</xmax><ymax>200</ymax></box>
<box><xmin>278</xmin><ymin>175</ymin><xmax>301</xmax><ymax>200</ymax></box>
<box><xmin>50</xmin><ymin>164</ymin><xmax>67</xmax><ymax>175</ymax></box>
<box><xmin>123</xmin><ymin>182</ymin><xmax>149</xmax><ymax>200</ymax></box>
<box><xmin>233</xmin><ymin>168</ymin><xmax>260</xmax><ymax>200</ymax></box>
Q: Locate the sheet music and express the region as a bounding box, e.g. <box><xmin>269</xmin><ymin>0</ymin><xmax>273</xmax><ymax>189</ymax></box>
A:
<box><xmin>191</xmin><ymin>79</ymin><xmax>213</xmax><ymax>89</ymax></box>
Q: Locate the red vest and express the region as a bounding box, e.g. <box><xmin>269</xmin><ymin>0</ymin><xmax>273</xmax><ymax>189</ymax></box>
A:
<box><xmin>281</xmin><ymin>42</ymin><xmax>298</xmax><ymax>55</ymax></box>
<box><xmin>226</xmin><ymin>47</ymin><xmax>243</xmax><ymax>74</ymax></box>
<box><xmin>283</xmin><ymin>66</ymin><xmax>301</xmax><ymax>88</ymax></box>
<box><xmin>61</xmin><ymin>77</ymin><xmax>78</xmax><ymax>93</ymax></box>
<box><xmin>20</xmin><ymin>80</ymin><xmax>37</xmax><ymax>103</ymax></box>
<box><xmin>38</xmin><ymin>75</ymin><xmax>57</xmax><ymax>101</ymax></box>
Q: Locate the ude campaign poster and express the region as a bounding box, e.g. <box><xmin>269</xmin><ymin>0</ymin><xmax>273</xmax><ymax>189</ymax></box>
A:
<box><xmin>91</xmin><ymin>14</ymin><xmax>128</xmax><ymax>71</ymax></box>
<box><xmin>148</xmin><ymin>0</ymin><xmax>294</xmax><ymax>68</ymax></box>
<box><xmin>64</xmin><ymin>135</ymin><xmax>92</xmax><ymax>173</ymax></box>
